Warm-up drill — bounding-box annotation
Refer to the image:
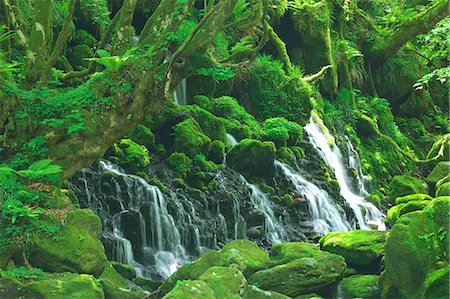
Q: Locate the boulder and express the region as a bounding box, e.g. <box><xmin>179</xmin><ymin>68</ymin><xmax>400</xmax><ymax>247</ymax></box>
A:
<box><xmin>173</xmin><ymin>117</ymin><xmax>212</xmax><ymax>157</ymax></box>
<box><xmin>187</xmin><ymin>105</ymin><xmax>227</xmax><ymax>143</ymax></box>
<box><xmin>426</xmin><ymin>161</ymin><xmax>450</xmax><ymax>185</ymax></box>
<box><xmin>219</xmin><ymin>240</ymin><xmax>271</xmax><ymax>277</ymax></box>
<box><xmin>243</xmin><ymin>285</ymin><xmax>293</xmax><ymax>298</ymax></box>
<box><xmin>387</xmin><ymin>175</ymin><xmax>428</xmax><ymax>203</ymax></box>
<box><xmin>129</xmin><ymin>124</ymin><xmax>155</xmax><ymax>150</ymax></box>
<box><xmin>422</xmin><ymin>265</ymin><xmax>449</xmax><ymax>299</ymax></box>
<box><xmin>199</xmin><ymin>266</ymin><xmax>247</xmax><ymax>299</ymax></box>
<box><xmin>28</xmin><ymin>210</ymin><xmax>107</xmax><ymax>276</ymax></box>
<box><xmin>162</xmin><ymin>280</ymin><xmax>215</xmax><ymax>299</ymax></box>
<box><xmin>270</xmin><ymin>242</ymin><xmax>325</xmax><ymax>266</ymax></box>
<box><xmin>385</xmin><ymin>200</ymin><xmax>431</xmax><ymax>227</ymax></box>
<box><xmin>111</xmin><ymin>139</ymin><xmax>150</xmax><ymax>173</ymax></box>
<box><xmin>394</xmin><ymin>193</ymin><xmax>432</xmax><ymax>205</ymax></box>
<box><xmin>338</xmin><ymin>275</ymin><xmax>380</xmax><ymax>299</ymax></box>
<box><xmin>208</xmin><ymin>140</ymin><xmax>225</xmax><ymax>164</ymax></box>
<box><xmin>379</xmin><ymin>197</ymin><xmax>449</xmax><ymax>298</ymax></box>
<box><xmin>436</xmin><ymin>182</ymin><xmax>449</xmax><ymax>197</ymax></box>
<box><xmin>319</xmin><ymin>230</ymin><xmax>386</xmax><ymax>271</ymax></box>
<box><xmin>111</xmin><ymin>261</ymin><xmax>137</xmax><ymax>280</ymax></box>
<box><xmin>99</xmin><ymin>263</ymin><xmax>146</xmax><ymax>299</ymax></box>
<box><xmin>228</xmin><ymin>139</ymin><xmax>276</xmax><ymax>179</ymax></box>
<box><xmin>248</xmin><ymin>254</ymin><xmax>346</xmax><ymax>297</ymax></box>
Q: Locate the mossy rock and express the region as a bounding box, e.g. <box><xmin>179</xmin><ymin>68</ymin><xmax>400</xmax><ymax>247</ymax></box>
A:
<box><xmin>162</xmin><ymin>280</ymin><xmax>215</xmax><ymax>299</ymax></box>
<box><xmin>0</xmin><ymin>277</ymin><xmax>22</xmax><ymax>298</ymax></box>
<box><xmin>338</xmin><ymin>274</ymin><xmax>380</xmax><ymax>299</ymax></box>
<box><xmin>99</xmin><ymin>263</ymin><xmax>146</xmax><ymax>299</ymax></box>
<box><xmin>218</xmin><ymin>240</ymin><xmax>271</xmax><ymax>277</ymax></box>
<box><xmin>270</xmin><ymin>242</ymin><xmax>325</xmax><ymax>266</ymax></box>
<box><xmin>276</xmin><ymin>147</ymin><xmax>296</xmax><ymax>167</ymax></box>
<box><xmin>129</xmin><ymin>124</ymin><xmax>155</xmax><ymax>150</ymax></box>
<box><xmin>387</xmin><ymin>175</ymin><xmax>428</xmax><ymax>203</ymax></box>
<box><xmin>112</xmin><ymin>139</ymin><xmax>150</xmax><ymax>173</ymax></box>
<box><xmin>248</xmin><ymin>254</ymin><xmax>346</xmax><ymax>297</ymax></box>
<box><xmin>379</xmin><ymin>197</ymin><xmax>449</xmax><ymax>298</ymax></box>
<box><xmin>422</xmin><ymin>265</ymin><xmax>449</xmax><ymax>299</ymax></box>
<box><xmin>435</xmin><ymin>182</ymin><xmax>449</xmax><ymax>197</ymax></box>
<box><xmin>199</xmin><ymin>266</ymin><xmax>247</xmax><ymax>299</ymax></box>
<box><xmin>426</xmin><ymin>161</ymin><xmax>450</xmax><ymax>185</ymax></box>
<box><xmin>385</xmin><ymin>200</ymin><xmax>431</xmax><ymax>227</ymax></box>
<box><xmin>21</xmin><ymin>272</ymin><xmax>104</xmax><ymax>299</ymax></box>
<box><xmin>158</xmin><ymin>250</ymin><xmax>221</xmax><ymax>295</ymax></box>
<box><xmin>28</xmin><ymin>211</ymin><xmax>107</xmax><ymax>276</ymax></box>
<box><xmin>228</xmin><ymin>139</ymin><xmax>276</xmax><ymax>179</ymax></box>
<box><xmin>263</xmin><ymin>117</ymin><xmax>303</xmax><ymax>147</ymax></box>
<box><xmin>167</xmin><ymin>152</ymin><xmax>192</xmax><ymax>178</ymax></box>
<box><xmin>173</xmin><ymin>117</ymin><xmax>212</xmax><ymax>158</ymax></box>
<box><xmin>132</xmin><ymin>278</ymin><xmax>162</xmax><ymax>292</ymax></box>
<box><xmin>394</xmin><ymin>193</ymin><xmax>432</xmax><ymax>205</ymax></box>
<box><xmin>111</xmin><ymin>261</ymin><xmax>136</xmax><ymax>280</ymax></box>
<box><xmin>187</xmin><ymin>105</ymin><xmax>227</xmax><ymax>142</ymax></box>
<box><xmin>319</xmin><ymin>230</ymin><xmax>386</xmax><ymax>271</ymax></box>
<box><xmin>243</xmin><ymin>285</ymin><xmax>293</xmax><ymax>298</ymax></box>
<box><xmin>294</xmin><ymin>293</ymin><xmax>324</xmax><ymax>299</ymax></box>
<box><xmin>208</xmin><ymin>140</ymin><xmax>225</xmax><ymax>164</ymax></box>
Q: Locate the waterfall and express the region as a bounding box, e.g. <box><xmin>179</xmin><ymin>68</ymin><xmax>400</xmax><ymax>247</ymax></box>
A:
<box><xmin>173</xmin><ymin>78</ymin><xmax>188</xmax><ymax>106</ymax></box>
<box><xmin>275</xmin><ymin>161</ymin><xmax>351</xmax><ymax>235</ymax></box>
<box><xmin>304</xmin><ymin>117</ymin><xmax>385</xmax><ymax>230</ymax></box>
<box><xmin>226</xmin><ymin>133</ymin><xmax>238</xmax><ymax>146</ymax></box>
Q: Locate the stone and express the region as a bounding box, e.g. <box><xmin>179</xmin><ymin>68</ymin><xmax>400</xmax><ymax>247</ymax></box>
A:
<box><xmin>111</xmin><ymin>261</ymin><xmax>137</xmax><ymax>280</ymax></box>
<box><xmin>387</xmin><ymin>175</ymin><xmax>428</xmax><ymax>203</ymax></box>
<box><xmin>162</xmin><ymin>280</ymin><xmax>215</xmax><ymax>299</ymax></box>
<box><xmin>339</xmin><ymin>274</ymin><xmax>380</xmax><ymax>299</ymax></box>
<box><xmin>199</xmin><ymin>266</ymin><xmax>247</xmax><ymax>299</ymax></box>
<box><xmin>270</xmin><ymin>242</ymin><xmax>325</xmax><ymax>266</ymax></box>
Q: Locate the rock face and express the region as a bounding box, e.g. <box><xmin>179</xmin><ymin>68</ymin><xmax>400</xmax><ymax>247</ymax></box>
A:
<box><xmin>248</xmin><ymin>254</ymin><xmax>346</xmax><ymax>297</ymax></box>
<box><xmin>28</xmin><ymin>209</ymin><xmax>107</xmax><ymax>276</ymax></box>
<box><xmin>338</xmin><ymin>274</ymin><xmax>380</xmax><ymax>299</ymax></box>
<box><xmin>379</xmin><ymin>197</ymin><xmax>449</xmax><ymax>298</ymax></box>
<box><xmin>387</xmin><ymin>175</ymin><xmax>428</xmax><ymax>202</ymax></box>
<box><xmin>227</xmin><ymin>139</ymin><xmax>276</xmax><ymax>179</ymax></box>
<box><xmin>319</xmin><ymin>230</ymin><xmax>386</xmax><ymax>272</ymax></box>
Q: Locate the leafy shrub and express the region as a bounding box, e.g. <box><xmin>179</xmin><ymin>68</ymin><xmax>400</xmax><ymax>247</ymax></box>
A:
<box><xmin>263</xmin><ymin>117</ymin><xmax>303</xmax><ymax>147</ymax></box>
<box><xmin>167</xmin><ymin>152</ymin><xmax>192</xmax><ymax>178</ymax></box>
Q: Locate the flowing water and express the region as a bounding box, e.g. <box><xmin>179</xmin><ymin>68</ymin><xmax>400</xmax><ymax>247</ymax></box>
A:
<box><xmin>275</xmin><ymin>161</ymin><xmax>352</xmax><ymax>234</ymax></box>
<box><xmin>173</xmin><ymin>78</ymin><xmax>188</xmax><ymax>106</ymax></box>
<box><xmin>304</xmin><ymin>117</ymin><xmax>385</xmax><ymax>230</ymax></box>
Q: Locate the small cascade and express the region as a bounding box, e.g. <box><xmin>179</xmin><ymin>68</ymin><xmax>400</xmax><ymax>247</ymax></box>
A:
<box><xmin>173</xmin><ymin>78</ymin><xmax>188</xmax><ymax>106</ymax></box>
<box><xmin>304</xmin><ymin>117</ymin><xmax>385</xmax><ymax>230</ymax></box>
<box><xmin>275</xmin><ymin>161</ymin><xmax>351</xmax><ymax>235</ymax></box>
<box><xmin>346</xmin><ymin>138</ymin><xmax>369</xmax><ymax>194</ymax></box>
<box><xmin>226</xmin><ymin>133</ymin><xmax>238</xmax><ymax>146</ymax></box>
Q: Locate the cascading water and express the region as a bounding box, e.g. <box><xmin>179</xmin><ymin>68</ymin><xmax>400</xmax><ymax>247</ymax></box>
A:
<box><xmin>226</xmin><ymin>133</ymin><xmax>238</xmax><ymax>146</ymax></box>
<box><xmin>173</xmin><ymin>78</ymin><xmax>188</xmax><ymax>106</ymax></box>
<box><xmin>304</xmin><ymin>117</ymin><xmax>385</xmax><ymax>230</ymax></box>
<box><xmin>275</xmin><ymin>161</ymin><xmax>351</xmax><ymax>235</ymax></box>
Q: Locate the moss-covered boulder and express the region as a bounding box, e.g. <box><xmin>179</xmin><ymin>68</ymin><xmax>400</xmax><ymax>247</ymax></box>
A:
<box><xmin>270</xmin><ymin>242</ymin><xmax>325</xmax><ymax>266</ymax></box>
<box><xmin>208</xmin><ymin>140</ymin><xmax>225</xmax><ymax>164</ymax></box>
<box><xmin>385</xmin><ymin>200</ymin><xmax>431</xmax><ymax>227</ymax></box>
<box><xmin>426</xmin><ymin>161</ymin><xmax>450</xmax><ymax>185</ymax></box>
<box><xmin>21</xmin><ymin>272</ymin><xmax>104</xmax><ymax>299</ymax></box>
<box><xmin>338</xmin><ymin>275</ymin><xmax>380</xmax><ymax>299</ymax></box>
<box><xmin>219</xmin><ymin>240</ymin><xmax>271</xmax><ymax>277</ymax></box>
<box><xmin>0</xmin><ymin>277</ymin><xmax>22</xmax><ymax>298</ymax></box>
<box><xmin>111</xmin><ymin>139</ymin><xmax>150</xmax><ymax>173</ymax></box>
<box><xmin>173</xmin><ymin>117</ymin><xmax>212</xmax><ymax>157</ymax></box>
<box><xmin>187</xmin><ymin>105</ymin><xmax>227</xmax><ymax>142</ymax></box>
<box><xmin>319</xmin><ymin>230</ymin><xmax>386</xmax><ymax>271</ymax></box>
<box><xmin>248</xmin><ymin>254</ymin><xmax>346</xmax><ymax>297</ymax></box>
<box><xmin>99</xmin><ymin>263</ymin><xmax>146</xmax><ymax>299</ymax></box>
<box><xmin>387</xmin><ymin>175</ymin><xmax>428</xmax><ymax>203</ymax></box>
<box><xmin>111</xmin><ymin>261</ymin><xmax>136</xmax><ymax>280</ymax></box>
<box><xmin>199</xmin><ymin>266</ymin><xmax>247</xmax><ymax>299</ymax></box>
<box><xmin>379</xmin><ymin>197</ymin><xmax>450</xmax><ymax>298</ymax></box>
<box><xmin>162</xmin><ymin>280</ymin><xmax>215</xmax><ymax>299</ymax></box>
<box><xmin>129</xmin><ymin>124</ymin><xmax>155</xmax><ymax>150</ymax></box>
<box><xmin>28</xmin><ymin>210</ymin><xmax>107</xmax><ymax>276</ymax></box>
<box><xmin>263</xmin><ymin>117</ymin><xmax>303</xmax><ymax>147</ymax></box>
<box><xmin>243</xmin><ymin>285</ymin><xmax>292</xmax><ymax>299</ymax></box>
<box><xmin>228</xmin><ymin>139</ymin><xmax>276</xmax><ymax>179</ymax></box>
<box><xmin>158</xmin><ymin>250</ymin><xmax>221</xmax><ymax>295</ymax></box>
<box><xmin>435</xmin><ymin>182</ymin><xmax>449</xmax><ymax>197</ymax></box>
<box><xmin>394</xmin><ymin>193</ymin><xmax>432</xmax><ymax>205</ymax></box>
<box><xmin>422</xmin><ymin>265</ymin><xmax>449</xmax><ymax>299</ymax></box>
<box><xmin>167</xmin><ymin>152</ymin><xmax>192</xmax><ymax>178</ymax></box>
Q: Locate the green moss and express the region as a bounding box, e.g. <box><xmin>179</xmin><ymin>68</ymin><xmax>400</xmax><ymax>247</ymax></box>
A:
<box><xmin>276</xmin><ymin>147</ymin><xmax>296</xmax><ymax>167</ymax></box>
<box><xmin>263</xmin><ymin>117</ymin><xmax>303</xmax><ymax>147</ymax></box>
<box><xmin>319</xmin><ymin>230</ymin><xmax>386</xmax><ymax>270</ymax></box>
<box><xmin>158</xmin><ymin>250</ymin><xmax>221</xmax><ymax>295</ymax></box>
<box><xmin>129</xmin><ymin>124</ymin><xmax>155</xmax><ymax>150</ymax></box>
<box><xmin>187</xmin><ymin>105</ymin><xmax>227</xmax><ymax>142</ymax></box>
<box><xmin>422</xmin><ymin>266</ymin><xmax>449</xmax><ymax>299</ymax></box>
<box><xmin>208</xmin><ymin>140</ymin><xmax>225</xmax><ymax>164</ymax></box>
<box><xmin>111</xmin><ymin>261</ymin><xmax>136</xmax><ymax>280</ymax></box>
<box><xmin>199</xmin><ymin>266</ymin><xmax>247</xmax><ymax>299</ymax></box>
<box><xmin>219</xmin><ymin>240</ymin><xmax>271</xmax><ymax>277</ymax></box>
<box><xmin>28</xmin><ymin>211</ymin><xmax>107</xmax><ymax>276</ymax></box>
<box><xmin>167</xmin><ymin>152</ymin><xmax>192</xmax><ymax>178</ymax></box>
<box><xmin>227</xmin><ymin>139</ymin><xmax>276</xmax><ymax>180</ymax></box>
<box><xmin>193</xmin><ymin>154</ymin><xmax>220</xmax><ymax>172</ymax></box>
<box><xmin>339</xmin><ymin>275</ymin><xmax>380</xmax><ymax>299</ymax></box>
<box><xmin>173</xmin><ymin>118</ymin><xmax>212</xmax><ymax>158</ymax></box>
<box><xmin>162</xmin><ymin>280</ymin><xmax>215</xmax><ymax>299</ymax></box>
<box><xmin>243</xmin><ymin>285</ymin><xmax>292</xmax><ymax>299</ymax></box>
<box><xmin>386</xmin><ymin>200</ymin><xmax>431</xmax><ymax>226</ymax></box>
<box><xmin>21</xmin><ymin>272</ymin><xmax>104</xmax><ymax>299</ymax></box>
<box><xmin>0</xmin><ymin>277</ymin><xmax>23</xmax><ymax>298</ymax></box>
<box><xmin>99</xmin><ymin>263</ymin><xmax>145</xmax><ymax>299</ymax></box>
<box><xmin>436</xmin><ymin>182</ymin><xmax>450</xmax><ymax>197</ymax></box>
<box><xmin>395</xmin><ymin>193</ymin><xmax>432</xmax><ymax>205</ymax></box>
<box><xmin>248</xmin><ymin>254</ymin><xmax>346</xmax><ymax>297</ymax></box>
<box><xmin>270</xmin><ymin>242</ymin><xmax>325</xmax><ymax>266</ymax></box>
<box><xmin>112</xmin><ymin>139</ymin><xmax>150</xmax><ymax>173</ymax></box>
<box><xmin>387</xmin><ymin>175</ymin><xmax>428</xmax><ymax>203</ymax></box>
